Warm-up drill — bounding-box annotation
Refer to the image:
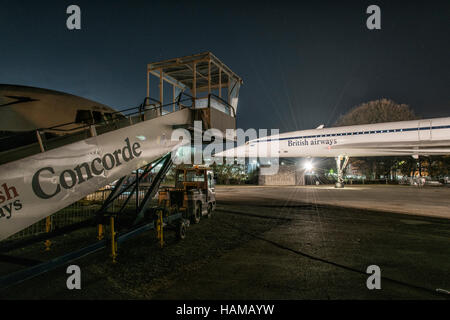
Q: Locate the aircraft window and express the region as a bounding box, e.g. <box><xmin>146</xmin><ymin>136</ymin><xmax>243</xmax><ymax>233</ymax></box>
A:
<box><xmin>75</xmin><ymin>110</ymin><xmax>93</xmax><ymax>124</ymax></box>
<box><xmin>92</xmin><ymin>111</ymin><xmax>103</xmax><ymax>123</ymax></box>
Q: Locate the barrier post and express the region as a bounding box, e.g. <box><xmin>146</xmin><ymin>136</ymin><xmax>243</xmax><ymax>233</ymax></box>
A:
<box><xmin>97</xmin><ymin>224</ymin><xmax>104</xmax><ymax>240</ymax></box>
<box><xmin>110</xmin><ymin>216</ymin><xmax>117</xmax><ymax>263</ymax></box>
<box><xmin>44</xmin><ymin>216</ymin><xmax>52</xmax><ymax>251</ymax></box>
<box><xmin>156</xmin><ymin>210</ymin><xmax>164</xmax><ymax>248</ymax></box>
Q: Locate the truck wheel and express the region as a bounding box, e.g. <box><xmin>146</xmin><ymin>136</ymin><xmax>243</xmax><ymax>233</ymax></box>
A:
<box><xmin>177</xmin><ymin>222</ymin><xmax>187</xmax><ymax>240</ymax></box>
<box><xmin>192</xmin><ymin>205</ymin><xmax>201</xmax><ymax>224</ymax></box>
<box><xmin>207</xmin><ymin>203</ymin><xmax>213</xmax><ymax>219</ymax></box>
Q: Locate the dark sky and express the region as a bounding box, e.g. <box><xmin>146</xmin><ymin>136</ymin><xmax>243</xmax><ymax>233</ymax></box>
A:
<box><xmin>1</xmin><ymin>0</ymin><xmax>449</xmax><ymax>132</ymax></box>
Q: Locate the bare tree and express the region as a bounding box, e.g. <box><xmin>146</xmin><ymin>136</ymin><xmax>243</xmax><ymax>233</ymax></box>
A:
<box><xmin>335</xmin><ymin>98</ymin><xmax>418</xmax><ymax>126</ymax></box>
<box><xmin>334</xmin><ymin>99</ymin><xmax>419</xmax><ymax>181</ymax></box>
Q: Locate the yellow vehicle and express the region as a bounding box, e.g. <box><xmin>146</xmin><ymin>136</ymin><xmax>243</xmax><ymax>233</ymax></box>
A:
<box><xmin>157</xmin><ymin>167</ymin><xmax>216</xmax><ymax>238</ymax></box>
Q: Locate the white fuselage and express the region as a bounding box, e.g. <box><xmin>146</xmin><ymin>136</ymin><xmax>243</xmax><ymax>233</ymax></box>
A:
<box><xmin>224</xmin><ymin>117</ymin><xmax>450</xmax><ymax>158</ymax></box>
<box><xmin>0</xmin><ymin>84</ymin><xmax>118</xmax><ymax>133</ymax></box>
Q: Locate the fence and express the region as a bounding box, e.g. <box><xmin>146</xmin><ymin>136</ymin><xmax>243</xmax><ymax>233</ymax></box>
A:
<box><xmin>5</xmin><ymin>186</ymin><xmax>154</xmax><ymax>242</ymax></box>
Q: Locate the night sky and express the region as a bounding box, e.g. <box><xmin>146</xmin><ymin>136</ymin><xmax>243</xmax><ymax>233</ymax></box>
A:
<box><xmin>1</xmin><ymin>0</ymin><xmax>449</xmax><ymax>132</ymax></box>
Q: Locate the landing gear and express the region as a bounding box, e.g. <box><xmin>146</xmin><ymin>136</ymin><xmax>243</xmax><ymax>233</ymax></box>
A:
<box><xmin>335</xmin><ymin>155</ymin><xmax>349</xmax><ymax>188</ymax></box>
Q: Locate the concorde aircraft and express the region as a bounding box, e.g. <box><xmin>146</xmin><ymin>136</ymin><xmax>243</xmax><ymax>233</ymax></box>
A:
<box><xmin>217</xmin><ymin>117</ymin><xmax>450</xmax><ymax>187</ymax></box>
<box><xmin>0</xmin><ymin>84</ymin><xmax>120</xmax><ymax>134</ymax></box>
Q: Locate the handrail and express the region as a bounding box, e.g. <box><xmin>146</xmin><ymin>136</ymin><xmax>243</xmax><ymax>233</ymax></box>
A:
<box><xmin>0</xmin><ymin>96</ymin><xmax>193</xmax><ymax>155</ymax></box>
<box><xmin>41</xmin><ymin>97</ymin><xmax>193</xmax><ymax>133</ymax></box>
<box><xmin>0</xmin><ymin>92</ymin><xmax>237</xmax><ymax>156</ymax></box>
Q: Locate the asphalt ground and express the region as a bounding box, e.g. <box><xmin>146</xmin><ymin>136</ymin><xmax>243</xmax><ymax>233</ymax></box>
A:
<box><xmin>215</xmin><ymin>184</ymin><xmax>450</xmax><ymax>218</ymax></box>
<box><xmin>0</xmin><ymin>185</ymin><xmax>449</xmax><ymax>299</ymax></box>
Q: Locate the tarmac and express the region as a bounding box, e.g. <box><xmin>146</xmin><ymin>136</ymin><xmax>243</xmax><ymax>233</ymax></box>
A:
<box><xmin>215</xmin><ymin>184</ymin><xmax>450</xmax><ymax>219</ymax></box>
<box><xmin>2</xmin><ymin>184</ymin><xmax>449</xmax><ymax>299</ymax></box>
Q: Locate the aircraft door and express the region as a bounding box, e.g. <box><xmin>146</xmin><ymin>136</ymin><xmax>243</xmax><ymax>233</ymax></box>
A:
<box><xmin>418</xmin><ymin>120</ymin><xmax>432</xmax><ymax>141</ymax></box>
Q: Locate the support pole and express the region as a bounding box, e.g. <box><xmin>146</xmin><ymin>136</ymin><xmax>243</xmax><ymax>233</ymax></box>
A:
<box><xmin>146</xmin><ymin>70</ymin><xmax>150</xmax><ymax>98</ymax></box>
<box><xmin>44</xmin><ymin>216</ymin><xmax>51</xmax><ymax>251</ymax></box>
<box><xmin>156</xmin><ymin>210</ymin><xmax>164</xmax><ymax>248</ymax></box>
<box><xmin>97</xmin><ymin>224</ymin><xmax>104</xmax><ymax>241</ymax></box>
<box><xmin>89</xmin><ymin>125</ymin><xmax>97</xmax><ymax>137</ymax></box>
<box><xmin>193</xmin><ymin>62</ymin><xmax>197</xmax><ymax>107</ymax></box>
<box><xmin>208</xmin><ymin>60</ymin><xmax>211</xmax><ymax>94</ymax></box>
<box><xmin>159</xmin><ymin>69</ymin><xmax>164</xmax><ymax>115</ymax></box>
<box><xmin>136</xmin><ymin>170</ymin><xmax>139</xmax><ymax>212</ymax></box>
<box><xmin>110</xmin><ymin>216</ymin><xmax>117</xmax><ymax>263</ymax></box>
<box><xmin>218</xmin><ymin>68</ymin><xmax>222</xmax><ymax>98</ymax></box>
<box><xmin>36</xmin><ymin>130</ymin><xmax>45</xmax><ymax>153</ymax></box>
<box><xmin>173</xmin><ymin>85</ymin><xmax>176</xmax><ymax>111</ymax></box>
<box><xmin>227</xmin><ymin>75</ymin><xmax>230</xmax><ymax>104</ymax></box>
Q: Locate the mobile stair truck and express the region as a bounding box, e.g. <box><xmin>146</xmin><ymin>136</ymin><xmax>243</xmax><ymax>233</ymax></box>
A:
<box><xmin>0</xmin><ymin>52</ymin><xmax>242</xmax><ymax>289</ymax></box>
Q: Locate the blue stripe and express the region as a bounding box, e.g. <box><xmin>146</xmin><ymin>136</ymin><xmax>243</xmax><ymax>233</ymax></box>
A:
<box><xmin>258</xmin><ymin>125</ymin><xmax>450</xmax><ymax>143</ymax></box>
